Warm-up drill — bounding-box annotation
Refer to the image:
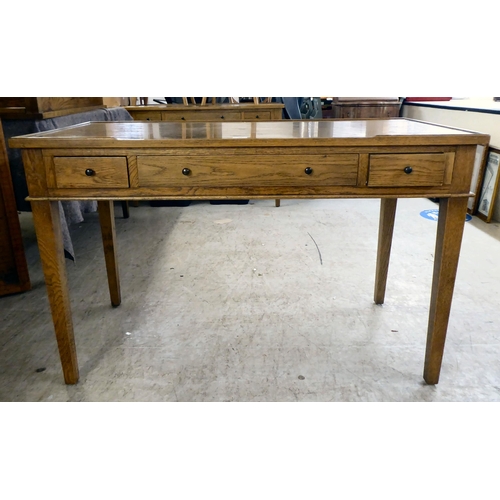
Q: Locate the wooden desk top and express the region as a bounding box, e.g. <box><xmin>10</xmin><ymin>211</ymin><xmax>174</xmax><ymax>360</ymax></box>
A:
<box><xmin>9</xmin><ymin>119</ymin><xmax>489</xmax><ymax>149</ymax></box>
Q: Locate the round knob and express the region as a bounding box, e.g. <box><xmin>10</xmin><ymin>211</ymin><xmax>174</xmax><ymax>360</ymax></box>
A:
<box><xmin>256</xmin><ymin>115</ymin><xmax>259</xmax><ymax>119</ymax></box>
<box><xmin>404</xmin><ymin>166</ymin><xmax>413</xmax><ymax>174</ymax></box>
<box><xmin>182</xmin><ymin>168</ymin><xmax>191</xmax><ymax>176</ymax></box>
<box><xmin>181</xmin><ymin>117</ymin><xmax>185</xmax><ymax>120</ymax></box>
<box><xmin>221</xmin><ymin>115</ymin><xmax>225</xmax><ymax>119</ymax></box>
<box><xmin>305</xmin><ymin>167</ymin><xmax>313</xmax><ymax>175</ymax></box>
<box><xmin>85</xmin><ymin>169</ymin><xmax>95</xmax><ymax>176</ymax></box>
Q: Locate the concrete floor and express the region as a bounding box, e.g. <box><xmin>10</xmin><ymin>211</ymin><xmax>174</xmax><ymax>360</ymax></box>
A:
<box><xmin>1</xmin><ymin>197</ymin><xmax>500</xmax><ymax>401</ymax></box>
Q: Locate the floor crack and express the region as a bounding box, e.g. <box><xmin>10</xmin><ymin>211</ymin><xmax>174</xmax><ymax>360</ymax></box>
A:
<box><xmin>307</xmin><ymin>232</ymin><xmax>323</xmax><ymax>265</ymax></box>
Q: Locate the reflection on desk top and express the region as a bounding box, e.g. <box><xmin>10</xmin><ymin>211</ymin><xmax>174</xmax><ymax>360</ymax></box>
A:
<box><xmin>10</xmin><ymin>118</ymin><xmax>490</xmax><ymax>149</ymax></box>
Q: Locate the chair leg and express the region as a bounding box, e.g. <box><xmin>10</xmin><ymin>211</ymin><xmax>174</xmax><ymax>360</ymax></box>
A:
<box><xmin>121</xmin><ymin>201</ymin><xmax>130</xmax><ymax>219</ymax></box>
<box><xmin>275</xmin><ymin>199</ymin><xmax>280</xmax><ymax>207</ymax></box>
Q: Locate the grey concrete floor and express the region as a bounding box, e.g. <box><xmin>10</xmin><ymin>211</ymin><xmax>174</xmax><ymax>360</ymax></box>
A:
<box><xmin>1</xmin><ymin>198</ymin><xmax>500</xmax><ymax>401</ymax></box>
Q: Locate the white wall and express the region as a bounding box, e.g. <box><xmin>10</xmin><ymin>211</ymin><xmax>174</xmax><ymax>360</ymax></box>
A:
<box><xmin>402</xmin><ymin>102</ymin><xmax>500</xmax><ymax>222</ymax></box>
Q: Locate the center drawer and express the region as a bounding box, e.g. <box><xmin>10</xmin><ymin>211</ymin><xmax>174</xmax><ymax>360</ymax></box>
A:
<box><xmin>137</xmin><ymin>154</ymin><xmax>359</xmax><ymax>187</ymax></box>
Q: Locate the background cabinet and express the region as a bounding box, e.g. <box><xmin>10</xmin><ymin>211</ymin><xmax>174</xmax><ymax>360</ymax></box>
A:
<box><xmin>0</xmin><ymin>119</ymin><xmax>30</xmax><ymax>296</ymax></box>
<box><xmin>125</xmin><ymin>103</ymin><xmax>284</xmax><ymax>122</ymax></box>
<box><xmin>323</xmin><ymin>97</ymin><xmax>401</xmax><ymax>119</ymax></box>
<box><xmin>0</xmin><ymin>97</ymin><xmax>132</xmax><ymax>119</ymax></box>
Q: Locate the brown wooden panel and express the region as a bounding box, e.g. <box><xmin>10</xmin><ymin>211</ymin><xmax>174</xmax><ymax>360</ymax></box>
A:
<box><xmin>0</xmin><ymin>98</ymin><xmax>104</xmax><ymax>119</ymax></box>
<box><xmin>137</xmin><ymin>154</ymin><xmax>359</xmax><ymax>187</ymax></box>
<box><xmin>53</xmin><ymin>157</ymin><xmax>129</xmax><ymax>188</ymax></box>
<box><xmin>332</xmin><ymin>101</ymin><xmax>401</xmax><ymax>119</ymax></box>
<box><xmin>0</xmin><ymin>119</ymin><xmax>30</xmax><ymax>295</ymax></box>
<box><xmin>368</xmin><ymin>153</ymin><xmax>446</xmax><ymax>187</ymax></box>
<box><xmin>128</xmin><ymin>111</ymin><xmax>161</xmax><ymax>121</ymax></box>
<box><xmin>127</xmin><ymin>155</ymin><xmax>139</xmax><ymax>188</ymax></box>
<box><xmin>35</xmin><ymin>97</ymin><xmax>103</xmax><ymax>113</ymax></box>
<box><xmin>242</xmin><ymin>111</ymin><xmax>272</xmax><ymax>120</ymax></box>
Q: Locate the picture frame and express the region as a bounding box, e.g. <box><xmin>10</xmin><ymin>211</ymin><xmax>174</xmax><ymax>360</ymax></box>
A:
<box><xmin>477</xmin><ymin>146</ymin><xmax>500</xmax><ymax>222</ymax></box>
<box><xmin>468</xmin><ymin>143</ymin><xmax>489</xmax><ymax>214</ymax></box>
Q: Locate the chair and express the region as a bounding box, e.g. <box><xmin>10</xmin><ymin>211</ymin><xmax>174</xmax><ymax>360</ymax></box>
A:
<box><xmin>281</xmin><ymin>97</ymin><xmax>302</xmax><ymax>119</ymax></box>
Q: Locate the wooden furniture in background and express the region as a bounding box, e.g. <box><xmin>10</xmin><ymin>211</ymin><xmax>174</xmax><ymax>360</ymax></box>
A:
<box><xmin>228</xmin><ymin>98</ymin><xmax>273</xmax><ymax>104</ymax></box>
<box><xmin>0</xmin><ymin>98</ymin><xmax>105</xmax><ymax>119</ymax></box>
<box><xmin>329</xmin><ymin>98</ymin><xmax>401</xmax><ymax>119</ymax></box>
<box><xmin>0</xmin><ymin>119</ymin><xmax>30</xmax><ymax>296</ymax></box>
<box><xmin>9</xmin><ymin>118</ymin><xmax>489</xmax><ymax>385</ymax></box>
<box><xmin>0</xmin><ymin>104</ymin><xmax>133</xmax><ymax>291</ymax></box>
<box><xmin>102</xmin><ymin>97</ymin><xmax>133</xmax><ymax>107</ymax></box>
<box><xmin>0</xmin><ymin>98</ymin><xmax>133</xmax><ymax>119</ymax></box>
<box><xmin>182</xmin><ymin>98</ymin><xmax>217</xmax><ymax>105</ymax></box>
<box><xmin>126</xmin><ymin>102</ymin><xmax>284</xmax><ymax>122</ymax></box>
<box><xmin>178</xmin><ymin>98</ymin><xmax>273</xmax><ymax>105</ymax></box>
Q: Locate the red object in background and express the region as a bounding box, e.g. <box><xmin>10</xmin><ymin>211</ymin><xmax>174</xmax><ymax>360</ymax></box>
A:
<box><xmin>405</xmin><ymin>97</ymin><xmax>452</xmax><ymax>101</ymax></box>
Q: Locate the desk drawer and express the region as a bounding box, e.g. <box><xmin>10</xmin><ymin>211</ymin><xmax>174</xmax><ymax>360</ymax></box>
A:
<box><xmin>137</xmin><ymin>154</ymin><xmax>359</xmax><ymax>187</ymax></box>
<box><xmin>53</xmin><ymin>157</ymin><xmax>129</xmax><ymax>188</ymax></box>
<box><xmin>368</xmin><ymin>153</ymin><xmax>448</xmax><ymax>187</ymax></box>
<box><xmin>161</xmin><ymin>110</ymin><xmax>241</xmax><ymax>121</ymax></box>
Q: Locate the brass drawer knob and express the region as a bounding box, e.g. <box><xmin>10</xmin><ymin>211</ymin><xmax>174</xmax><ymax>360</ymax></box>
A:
<box><xmin>404</xmin><ymin>166</ymin><xmax>413</xmax><ymax>174</ymax></box>
<box><xmin>305</xmin><ymin>167</ymin><xmax>313</xmax><ymax>175</ymax></box>
<box><xmin>182</xmin><ymin>168</ymin><xmax>191</xmax><ymax>176</ymax></box>
<box><xmin>85</xmin><ymin>168</ymin><xmax>95</xmax><ymax>176</ymax></box>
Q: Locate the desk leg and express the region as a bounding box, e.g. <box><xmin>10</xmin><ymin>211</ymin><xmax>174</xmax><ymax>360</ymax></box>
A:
<box><xmin>374</xmin><ymin>198</ymin><xmax>397</xmax><ymax>305</ymax></box>
<box><xmin>31</xmin><ymin>201</ymin><xmax>79</xmax><ymax>384</ymax></box>
<box><xmin>98</xmin><ymin>201</ymin><xmax>121</xmax><ymax>307</ymax></box>
<box><xmin>424</xmin><ymin>197</ymin><xmax>468</xmax><ymax>384</ymax></box>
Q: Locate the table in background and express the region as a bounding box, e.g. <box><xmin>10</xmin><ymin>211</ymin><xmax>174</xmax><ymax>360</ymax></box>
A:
<box><xmin>322</xmin><ymin>98</ymin><xmax>401</xmax><ymax>119</ymax></box>
<box><xmin>125</xmin><ymin>103</ymin><xmax>284</xmax><ymax>122</ymax></box>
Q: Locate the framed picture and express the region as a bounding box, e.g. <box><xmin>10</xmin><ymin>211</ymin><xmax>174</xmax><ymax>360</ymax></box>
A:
<box><xmin>468</xmin><ymin>144</ymin><xmax>489</xmax><ymax>214</ymax></box>
<box><xmin>477</xmin><ymin>147</ymin><xmax>500</xmax><ymax>222</ymax></box>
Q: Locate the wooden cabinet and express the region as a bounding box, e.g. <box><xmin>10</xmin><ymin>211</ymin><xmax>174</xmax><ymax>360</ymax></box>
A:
<box><xmin>0</xmin><ymin>119</ymin><xmax>30</xmax><ymax>296</ymax></box>
<box><xmin>330</xmin><ymin>98</ymin><xmax>401</xmax><ymax>119</ymax></box>
<box><xmin>0</xmin><ymin>97</ymin><xmax>131</xmax><ymax>119</ymax></box>
<box><xmin>0</xmin><ymin>97</ymin><xmax>106</xmax><ymax>119</ymax></box>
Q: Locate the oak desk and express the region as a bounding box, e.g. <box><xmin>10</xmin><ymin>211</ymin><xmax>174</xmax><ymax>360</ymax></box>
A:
<box><xmin>10</xmin><ymin>119</ymin><xmax>490</xmax><ymax>385</ymax></box>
